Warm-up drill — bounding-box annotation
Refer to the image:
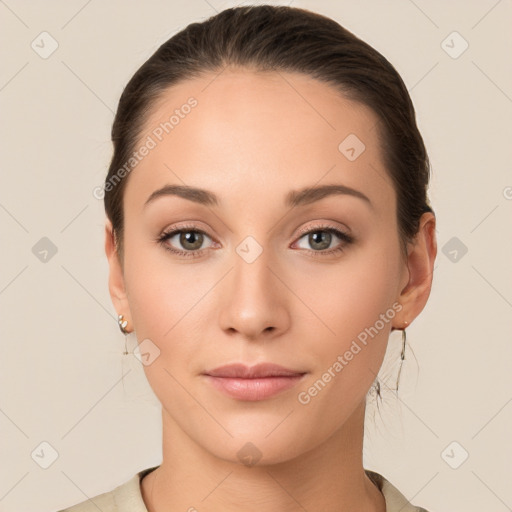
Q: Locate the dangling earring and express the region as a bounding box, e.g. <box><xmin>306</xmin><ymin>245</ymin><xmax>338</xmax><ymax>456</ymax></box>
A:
<box><xmin>395</xmin><ymin>326</ymin><xmax>407</xmax><ymax>392</ymax></box>
<box><xmin>118</xmin><ymin>314</ymin><xmax>132</xmax><ymax>355</ymax></box>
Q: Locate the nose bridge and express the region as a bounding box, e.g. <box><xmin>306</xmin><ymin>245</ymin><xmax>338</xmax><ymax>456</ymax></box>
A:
<box><xmin>232</xmin><ymin>239</ymin><xmax>276</xmax><ymax>310</ymax></box>
<box><xmin>234</xmin><ymin>241</ymin><xmax>273</xmax><ymax>296</ymax></box>
<box><xmin>218</xmin><ymin>236</ymin><xmax>289</xmax><ymax>338</ymax></box>
<box><xmin>229</xmin><ymin>210</ymin><xmax>278</xmax><ymax>296</ymax></box>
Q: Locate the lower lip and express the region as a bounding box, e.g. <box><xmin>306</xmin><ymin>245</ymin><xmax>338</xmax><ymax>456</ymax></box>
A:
<box><xmin>204</xmin><ymin>374</ymin><xmax>306</xmax><ymax>401</ymax></box>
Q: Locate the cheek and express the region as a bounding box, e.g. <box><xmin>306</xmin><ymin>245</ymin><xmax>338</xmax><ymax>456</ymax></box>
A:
<box><xmin>123</xmin><ymin>229</ymin><xmax>201</xmax><ymax>336</ymax></box>
<box><xmin>291</xmin><ymin>245</ymin><xmax>400</xmax><ymax>431</ymax></box>
<box><xmin>121</xmin><ymin>252</ymin><xmax>204</xmax><ymax>394</ymax></box>
<box><xmin>294</xmin><ymin>234</ymin><xmax>401</xmax><ymax>381</ymax></box>
<box><xmin>122</xmin><ymin>250</ymin><xmax>208</xmax><ymax>403</ymax></box>
<box><xmin>301</xmin><ymin>235</ymin><xmax>400</xmax><ymax>332</ymax></box>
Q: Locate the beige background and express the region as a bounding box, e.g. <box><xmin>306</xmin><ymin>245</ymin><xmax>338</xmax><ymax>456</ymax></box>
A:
<box><xmin>1</xmin><ymin>1</ymin><xmax>511</xmax><ymax>511</ymax></box>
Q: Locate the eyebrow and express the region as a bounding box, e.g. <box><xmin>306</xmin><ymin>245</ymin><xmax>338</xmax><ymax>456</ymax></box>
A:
<box><xmin>143</xmin><ymin>183</ymin><xmax>372</xmax><ymax>209</ymax></box>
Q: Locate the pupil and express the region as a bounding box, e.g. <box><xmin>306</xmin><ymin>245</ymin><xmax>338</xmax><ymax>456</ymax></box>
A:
<box><xmin>181</xmin><ymin>231</ymin><xmax>202</xmax><ymax>250</ymax></box>
<box><xmin>310</xmin><ymin>231</ymin><xmax>331</xmax><ymax>250</ymax></box>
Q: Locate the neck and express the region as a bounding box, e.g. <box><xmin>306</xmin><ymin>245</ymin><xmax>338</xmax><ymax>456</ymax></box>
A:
<box><xmin>141</xmin><ymin>400</ymin><xmax>385</xmax><ymax>512</ymax></box>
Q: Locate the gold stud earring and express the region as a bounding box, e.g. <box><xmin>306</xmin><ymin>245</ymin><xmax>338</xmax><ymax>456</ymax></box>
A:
<box><xmin>118</xmin><ymin>314</ymin><xmax>130</xmax><ymax>335</ymax></box>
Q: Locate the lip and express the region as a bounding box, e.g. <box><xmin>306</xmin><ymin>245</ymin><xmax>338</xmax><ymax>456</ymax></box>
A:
<box><xmin>204</xmin><ymin>362</ymin><xmax>305</xmax><ymax>378</ymax></box>
<box><xmin>202</xmin><ymin>363</ymin><xmax>307</xmax><ymax>401</ymax></box>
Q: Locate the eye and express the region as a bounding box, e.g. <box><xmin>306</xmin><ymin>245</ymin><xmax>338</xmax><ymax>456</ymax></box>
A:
<box><xmin>156</xmin><ymin>223</ymin><xmax>354</xmax><ymax>259</ymax></box>
<box><xmin>293</xmin><ymin>224</ymin><xmax>354</xmax><ymax>256</ymax></box>
<box><xmin>156</xmin><ymin>224</ymin><xmax>215</xmax><ymax>259</ymax></box>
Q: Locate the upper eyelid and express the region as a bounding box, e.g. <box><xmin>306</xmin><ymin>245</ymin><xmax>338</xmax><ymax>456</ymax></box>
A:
<box><xmin>295</xmin><ymin>222</ymin><xmax>350</xmax><ymax>236</ymax></box>
<box><xmin>161</xmin><ymin>222</ymin><xmax>349</xmax><ymax>237</ymax></box>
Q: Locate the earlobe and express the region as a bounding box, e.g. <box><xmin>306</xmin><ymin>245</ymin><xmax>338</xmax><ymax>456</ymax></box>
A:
<box><xmin>395</xmin><ymin>212</ymin><xmax>437</xmax><ymax>327</ymax></box>
<box><xmin>104</xmin><ymin>218</ymin><xmax>132</xmax><ymax>325</ymax></box>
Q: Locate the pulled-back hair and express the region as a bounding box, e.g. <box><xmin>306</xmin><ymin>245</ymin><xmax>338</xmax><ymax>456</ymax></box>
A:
<box><xmin>104</xmin><ymin>5</ymin><xmax>433</xmax><ymax>262</ymax></box>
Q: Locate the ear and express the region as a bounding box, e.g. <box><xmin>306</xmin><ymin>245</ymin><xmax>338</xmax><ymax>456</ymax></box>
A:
<box><xmin>105</xmin><ymin>218</ymin><xmax>132</xmax><ymax>329</ymax></box>
<box><xmin>394</xmin><ymin>211</ymin><xmax>437</xmax><ymax>328</ymax></box>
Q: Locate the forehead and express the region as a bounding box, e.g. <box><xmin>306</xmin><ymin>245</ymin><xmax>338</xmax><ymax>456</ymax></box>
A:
<box><xmin>123</xmin><ymin>68</ymin><xmax>394</xmax><ymax>214</ymax></box>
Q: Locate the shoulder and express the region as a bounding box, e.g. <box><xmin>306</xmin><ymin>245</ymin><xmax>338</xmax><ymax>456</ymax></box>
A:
<box><xmin>57</xmin><ymin>488</ymin><xmax>115</xmax><ymax>512</ymax></box>
<box><xmin>57</xmin><ymin>466</ymin><xmax>159</xmax><ymax>512</ymax></box>
<box><xmin>365</xmin><ymin>469</ymin><xmax>431</xmax><ymax>512</ymax></box>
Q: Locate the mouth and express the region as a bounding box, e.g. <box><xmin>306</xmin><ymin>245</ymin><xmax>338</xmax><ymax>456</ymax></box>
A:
<box><xmin>202</xmin><ymin>362</ymin><xmax>307</xmax><ymax>401</ymax></box>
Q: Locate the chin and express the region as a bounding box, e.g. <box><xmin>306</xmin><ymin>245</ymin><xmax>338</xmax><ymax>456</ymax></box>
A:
<box><xmin>195</xmin><ymin>423</ymin><xmax>313</xmax><ymax>468</ymax></box>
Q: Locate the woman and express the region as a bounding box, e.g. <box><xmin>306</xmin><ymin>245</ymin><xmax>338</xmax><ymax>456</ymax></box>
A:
<box><xmin>60</xmin><ymin>5</ymin><xmax>436</xmax><ymax>511</ymax></box>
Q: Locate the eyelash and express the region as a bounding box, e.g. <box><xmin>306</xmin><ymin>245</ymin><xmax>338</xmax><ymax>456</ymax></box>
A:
<box><xmin>156</xmin><ymin>223</ymin><xmax>354</xmax><ymax>259</ymax></box>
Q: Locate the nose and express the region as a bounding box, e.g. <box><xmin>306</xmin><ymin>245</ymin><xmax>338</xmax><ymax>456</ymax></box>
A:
<box><xmin>218</xmin><ymin>249</ymin><xmax>291</xmax><ymax>341</ymax></box>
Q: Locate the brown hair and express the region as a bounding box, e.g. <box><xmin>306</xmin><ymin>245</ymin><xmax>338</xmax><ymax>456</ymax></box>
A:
<box><xmin>104</xmin><ymin>5</ymin><xmax>433</xmax><ymax>262</ymax></box>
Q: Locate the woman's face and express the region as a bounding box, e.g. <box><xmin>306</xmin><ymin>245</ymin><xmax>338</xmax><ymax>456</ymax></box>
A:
<box><xmin>108</xmin><ymin>69</ymin><xmax>415</xmax><ymax>463</ymax></box>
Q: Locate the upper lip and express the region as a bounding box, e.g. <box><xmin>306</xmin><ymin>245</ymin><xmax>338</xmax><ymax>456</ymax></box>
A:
<box><xmin>203</xmin><ymin>363</ymin><xmax>306</xmax><ymax>378</ymax></box>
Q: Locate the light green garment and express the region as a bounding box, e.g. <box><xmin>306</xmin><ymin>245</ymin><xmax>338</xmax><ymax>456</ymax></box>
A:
<box><xmin>58</xmin><ymin>466</ymin><xmax>430</xmax><ymax>512</ymax></box>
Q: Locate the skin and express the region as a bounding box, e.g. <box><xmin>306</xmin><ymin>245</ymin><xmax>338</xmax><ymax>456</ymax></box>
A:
<box><xmin>105</xmin><ymin>68</ymin><xmax>437</xmax><ymax>512</ymax></box>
